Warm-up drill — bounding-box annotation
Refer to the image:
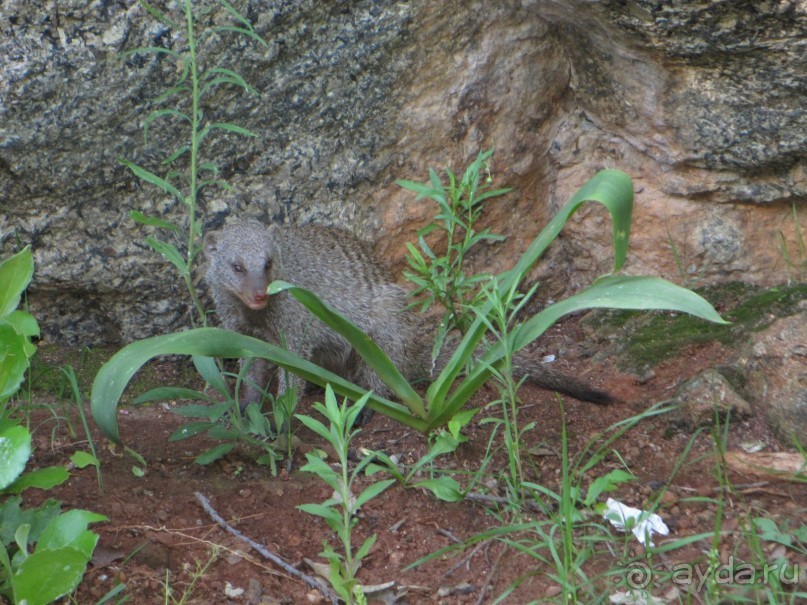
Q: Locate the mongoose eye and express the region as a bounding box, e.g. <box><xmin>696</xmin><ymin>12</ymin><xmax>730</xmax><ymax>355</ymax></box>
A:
<box><xmin>232</xmin><ymin>263</ymin><xmax>244</xmax><ymax>274</ymax></box>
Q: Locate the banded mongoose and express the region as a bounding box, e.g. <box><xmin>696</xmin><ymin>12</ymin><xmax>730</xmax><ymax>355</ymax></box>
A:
<box><xmin>203</xmin><ymin>219</ymin><xmax>614</xmax><ymax>409</ymax></box>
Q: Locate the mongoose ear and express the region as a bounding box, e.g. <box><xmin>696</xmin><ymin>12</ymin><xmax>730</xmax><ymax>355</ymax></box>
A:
<box><xmin>203</xmin><ymin>231</ymin><xmax>219</xmax><ymax>254</ymax></box>
<box><xmin>267</xmin><ymin>225</ymin><xmax>282</xmax><ymax>263</ymax></box>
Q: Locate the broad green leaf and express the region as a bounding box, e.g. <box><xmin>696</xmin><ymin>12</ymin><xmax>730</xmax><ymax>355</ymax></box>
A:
<box><xmin>0</xmin><ymin>497</ymin><xmax>62</xmax><ymax>548</ymax></box>
<box><xmin>207</xmin><ymin>426</ymin><xmax>241</xmax><ymax>440</ymax></box>
<box><xmin>37</xmin><ymin>509</ymin><xmax>107</xmax><ymax>556</ymax></box>
<box><xmin>585</xmin><ymin>469</ymin><xmax>635</xmax><ymax>506</ymax></box>
<box><xmin>507</xmin><ymin>169</ymin><xmax>634</xmax><ymax>286</ymax></box>
<box><xmin>14</xmin><ymin>523</ymin><xmax>31</xmax><ymax>558</ymax></box>
<box><xmin>0</xmin><ymin>322</ymin><xmax>33</xmax><ymax>401</ymax></box>
<box><xmin>425</xmin><ymin>169</ymin><xmax>635</xmax><ymax>412</ymax></box>
<box><xmin>0</xmin><ymin>246</ymin><xmax>34</xmax><ymax>318</ymax></box>
<box><xmin>91</xmin><ymin>327</ymin><xmax>423</xmax><ymax>446</ymax></box>
<box><xmin>269</xmin><ymin>281</ymin><xmax>425</xmax><ymax>417</ymax></box>
<box><xmin>3</xmin><ymin>467</ymin><xmax>69</xmax><ymax>494</ymax></box>
<box><xmin>70</xmin><ymin>451</ymin><xmax>99</xmax><ymax>469</ymax></box>
<box><xmin>413</xmin><ymin>477</ymin><xmax>464</xmax><ymax>502</ymax></box>
<box><xmin>427</xmin><ymin>275</ymin><xmax>727</xmax><ymax>430</ymax></box>
<box><xmin>512</xmin><ymin>275</ymin><xmax>728</xmax><ymax>352</ymax></box>
<box><xmin>195</xmin><ymin>443</ymin><xmax>236</xmax><ymax>465</ymax></box>
<box><xmin>6</xmin><ymin>310</ymin><xmax>40</xmax><ymax>339</ymax></box>
<box><xmin>12</xmin><ymin>547</ymin><xmax>91</xmax><ymax>605</ymax></box>
<box><xmin>0</xmin><ymin>424</ymin><xmax>31</xmax><ymax>490</ymax></box>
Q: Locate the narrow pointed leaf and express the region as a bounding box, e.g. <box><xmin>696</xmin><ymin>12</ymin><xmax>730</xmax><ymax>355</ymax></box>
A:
<box><xmin>91</xmin><ymin>328</ymin><xmax>423</xmax><ymax>446</ymax></box>
<box><xmin>269</xmin><ymin>281</ymin><xmax>425</xmax><ymax>417</ymax></box>
<box><xmin>209</xmin><ymin>122</ymin><xmax>258</xmax><ymax>137</ymax></box>
<box><xmin>129</xmin><ymin>211</ymin><xmax>181</xmax><ymax>232</ymax></box>
<box><xmin>145</xmin><ymin>238</ymin><xmax>187</xmax><ymax>274</ymax></box>
<box><xmin>355</xmin><ymin>479</ymin><xmax>395</xmax><ymax>509</ymax></box>
<box><xmin>195</xmin><ymin>443</ymin><xmax>236</xmax><ymax>465</ymax></box>
<box><xmin>119</xmin><ymin>159</ymin><xmax>183</xmax><ymax>200</ymax></box>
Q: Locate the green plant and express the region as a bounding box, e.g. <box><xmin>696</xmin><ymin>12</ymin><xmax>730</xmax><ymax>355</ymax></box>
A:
<box><xmin>122</xmin><ymin>0</ymin><xmax>267</xmax><ymax>326</ymax></box>
<box><xmin>296</xmin><ymin>386</ymin><xmax>395</xmax><ymax>604</ymax></box>
<box><xmin>367</xmin><ymin>414</ymin><xmax>475</xmax><ymax>503</ymax></box>
<box><xmin>476</xmin><ymin>276</ymin><xmax>539</xmax><ymax>510</ymax></box>
<box><xmin>0</xmin><ymin>249</ymin><xmax>106</xmax><ymax>604</ymax></box>
<box><xmin>779</xmin><ymin>202</ymin><xmax>806</xmax><ymax>284</ymax></box>
<box><xmin>134</xmin><ymin>355</ymin><xmax>282</xmax><ymax>472</ymax></box>
<box><xmin>162</xmin><ymin>546</ymin><xmax>220</xmax><ymax>605</ymax></box>
<box><xmin>409</xmin><ymin>403</ymin><xmax>672</xmax><ymax>603</ymax></box>
<box><xmin>0</xmin><ymin>246</ymin><xmax>38</xmax><ymax>412</ymax></box>
<box><xmin>399</xmin><ymin>149</ymin><xmax>509</xmax><ymax>359</ymax></box>
<box><xmin>92</xmin><ymin>166</ymin><xmax>728</xmax><ymax>454</ymax></box>
<box><xmin>61</xmin><ymin>365</ymin><xmax>104</xmax><ymax>493</ymax></box>
<box><xmin>0</xmin><ymin>419</ymin><xmax>106</xmax><ymax>605</ymax></box>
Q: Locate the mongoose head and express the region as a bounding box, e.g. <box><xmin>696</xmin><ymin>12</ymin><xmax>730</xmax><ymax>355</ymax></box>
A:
<box><xmin>204</xmin><ymin>221</ymin><xmax>279</xmax><ymax>311</ymax></box>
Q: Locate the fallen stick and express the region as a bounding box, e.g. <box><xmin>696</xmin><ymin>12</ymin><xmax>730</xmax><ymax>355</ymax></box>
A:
<box><xmin>194</xmin><ymin>491</ymin><xmax>338</xmax><ymax>605</ymax></box>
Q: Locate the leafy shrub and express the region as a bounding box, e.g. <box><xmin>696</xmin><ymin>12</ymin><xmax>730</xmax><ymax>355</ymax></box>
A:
<box><xmin>399</xmin><ymin>149</ymin><xmax>509</xmax><ymax>359</ymax></box>
<box><xmin>0</xmin><ymin>420</ymin><xmax>107</xmax><ymax>605</ymax></box>
<box><xmin>0</xmin><ymin>247</ymin><xmax>106</xmax><ymax>605</ymax></box>
<box><xmin>0</xmin><ymin>247</ymin><xmax>38</xmax><ymax>408</ymax></box>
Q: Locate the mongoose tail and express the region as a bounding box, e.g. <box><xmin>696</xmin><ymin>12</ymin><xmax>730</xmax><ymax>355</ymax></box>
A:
<box><xmin>510</xmin><ymin>352</ymin><xmax>616</xmax><ymax>405</ymax></box>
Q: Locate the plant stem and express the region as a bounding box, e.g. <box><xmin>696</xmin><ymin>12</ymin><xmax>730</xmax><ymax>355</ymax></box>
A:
<box><xmin>184</xmin><ymin>0</ymin><xmax>205</xmax><ymax>327</ymax></box>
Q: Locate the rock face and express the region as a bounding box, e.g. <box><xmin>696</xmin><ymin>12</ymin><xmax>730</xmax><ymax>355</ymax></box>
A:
<box><xmin>1</xmin><ymin>0</ymin><xmax>805</xmax><ymax>344</ymax></box>
<box><xmin>672</xmin><ymin>368</ymin><xmax>752</xmax><ymax>430</ymax></box>
<box><xmin>742</xmin><ymin>311</ymin><xmax>807</xmax><ymax>443</ymax></box>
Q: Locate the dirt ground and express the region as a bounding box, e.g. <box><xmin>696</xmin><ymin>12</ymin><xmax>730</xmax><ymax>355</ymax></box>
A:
<box><xmin>18</xmin><ymin>315</ymin><xmax>807</xmax><ymax>604</ymax></box>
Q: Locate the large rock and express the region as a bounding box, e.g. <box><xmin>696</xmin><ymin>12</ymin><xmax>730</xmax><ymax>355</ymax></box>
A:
<box><xmin>741</xmin><ymin>311</ymin><xmax>807</xmax><ymax>443</ymax></box>
<box><xmin>1</xmin><ymin>1</ymin><xmax>805</xmax><ymax>344</ymax></box>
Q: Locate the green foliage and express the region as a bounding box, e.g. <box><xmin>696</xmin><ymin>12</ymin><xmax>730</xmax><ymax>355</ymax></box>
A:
<box><xmin>778</xmin><ymin>202</ymin><xmax>806</xmax><ymax>283</ymax></box>
<box><xmin>91</xmin><ymin>162</ymin><xmax>726</xmax><ymax>457</ymax></box>
<box><xmin>367</xmin><ymin>421</ymin><xmax>471</xmax><ymax>503</ymax></box>
<box><xmin>476</xmin><ymin>277</ymin><xmax>538</xmax><ymax>509</ymax></box>
<box><xmin>61</xmin><ymin>365</ymin><xmax>103</xmax><ymax>492</ymax></box>
<box><xmin>122</xmin><ymin>0</ymin><xmax>266</xmax><ymax>326</ymax></box>
<box><xmin>753</xmin><ymin>517</ymin><xmax>807</xmax><ymax>557</ymax></box>
<box><xmin>0</xmin><ymin>247</ymin><xmax>39</xmax><ymax>407</ymax></box>
<box><xmin>0</xmin><ymin>420</ymin><xmax>105</xmax><ymax>605</ymax></box>
<box><xmin>399</xmin><ymin>149</ymin><xmax>509</xmax><ymax>359</ymax></box>
<box><xmin>135</xmin><ymin>356</ymin><xmax>283</xmax><ymax>471</ymax></box>
<box><xmin>296</xmin><ymin>387</ymin><xmax>395</xmax><ymax>604</ymax></box>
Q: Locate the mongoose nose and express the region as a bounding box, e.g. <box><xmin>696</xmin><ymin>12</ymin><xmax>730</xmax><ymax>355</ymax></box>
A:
<box><xmin>248</xmin><ymin>293</ymin><xmax>269</xmax><ymax>309</ymax></box>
